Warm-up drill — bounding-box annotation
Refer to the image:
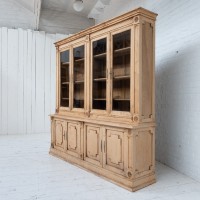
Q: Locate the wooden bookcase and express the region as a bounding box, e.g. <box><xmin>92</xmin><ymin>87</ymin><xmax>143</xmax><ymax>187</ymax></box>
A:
<box><xmin>50</xmin><ymin>7</ymin><xmax>157</xmax><ymax>191</ymax></box>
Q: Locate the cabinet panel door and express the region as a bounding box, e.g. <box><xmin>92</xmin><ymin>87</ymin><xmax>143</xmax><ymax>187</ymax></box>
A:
<box><xmin>104</xmin><ymin>128</ymin><xmax>128</xmax><ymax>176</ymax></box>
<box><xmin>66</xmin><ymin>122</ymin><xmax>82</xmax><ymax>158</ymax></box>
<box><xmin>84</xmin><ymin>125</ymin><xmax>102</xmax><ymax>166</ymax></box>
<box><xmin>54</xmin><ymin>120</ymin><xmax>66</xmax><ymax>151</ymax></box>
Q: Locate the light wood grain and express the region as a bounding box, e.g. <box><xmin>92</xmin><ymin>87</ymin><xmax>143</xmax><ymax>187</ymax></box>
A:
<box><xmin>51</xmin><ymin>8</ymin><xmax>157</xmax><ymax>191</ymax></box>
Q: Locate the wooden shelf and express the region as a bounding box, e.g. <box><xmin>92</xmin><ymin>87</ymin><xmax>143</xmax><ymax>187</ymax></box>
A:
<box><xmin>93</xmin><ymin>77</ymin><xmax>106</xmax><ymax>81</ymax></box>
<box><xmin>62</xmin><ymin>98</ymin><xmax>69</xmax><ymax>100</ymax></box>
<box><xmin>113</xmin><ymin>99</ymin><xmax>130</xmax><ymax>101</ymax></box>
<box><xmin>113</xmin><ymin>75</ymin><xmax>130</xmax><ymax>80</ymax></box>
<box><xmin>62</xmin><ymin>82</ymin><xmax>69</xmax><ymax>84</ymax></box>
<box><xmin>93</xmin><ymin>52</ymin><xmax>106</xmax><ymax>58</ymax></box>
<box><xmin>74</xmin><ymin>80</ymin><xmax>84</xmax><ymax>83</ymax></box>
<box><xmin>93</xmin><ymin>98</ymin><xmax>106</xmax><ymax>101</ymax></box>
<box><xmin>114</xmin><ymin>47</ymin><xmax>130</xmax><ymax>55</ymax></box>
<box><xmin>75</xmin><ymin>58</ymin><xmax>84</xmax><ymax>62</ymax></box>
<box><xmin>74</xmin><ymin>99</ymin><xmax>84</xmax><ymax>101</ymax></box>
<box><xmin>61</xmin><ymin>62</ymin><xmax>70</xmax><ymax>65</ymax></box>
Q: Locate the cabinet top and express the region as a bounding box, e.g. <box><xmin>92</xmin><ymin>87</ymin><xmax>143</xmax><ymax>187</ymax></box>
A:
<box><xmin>55</xmin><ymin>7</ymin><xmax>157</xmax><ymax>47</ymax></box>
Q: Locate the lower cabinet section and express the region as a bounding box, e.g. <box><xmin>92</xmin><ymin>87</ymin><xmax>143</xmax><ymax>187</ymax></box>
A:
<box><xmin>50</xmin><ymin>117</ymin><xmax>156</xmax><ymax>191</ymax></box>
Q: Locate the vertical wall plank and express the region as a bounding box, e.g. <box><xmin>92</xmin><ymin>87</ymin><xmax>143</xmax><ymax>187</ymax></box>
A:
<box><xmin>18</xmin><ymin>28</ymin><xmax>24</xmax><ymax>134</ymax></box>
<box><xmin>23</xmin><ymin>30</ymin><xmax>28</xmax><ymax>134</ymax></box>
<box><xmin>44</xmin><ymin>34</ymin><xmax>52</xmax><ymax>132</ymax></box>
<box><xmin>35</xmin><ymin>31</ymin><xmax>45</xmax><ymax>133</ymax></box>
<box><xmin>1</xmin><ymin>27</ymin><xmax>8</xmax><ymax>134</ymax></box>
<box><xmin>31</xmin><ymin>31</ymin><xmax>36</xmax><ymax>134</ymax></box>
<box><xmin>0</xmin><ymin>28</ymin><xmax>2</xmax><ymax>134</ymax></box>
<box><xmin>26</xmin><ymin>30</ymin><xmax>33</xmax><ymax>133</ymax></box>
<box><xmin>50</xmin><ymin>34</ymin><xmax>56</xmax><ymax>114</ymax></box>
<box><xmin>7</xmin><ymin>29</ymin><xmax>19</xmax><ymax>134</ymax></box>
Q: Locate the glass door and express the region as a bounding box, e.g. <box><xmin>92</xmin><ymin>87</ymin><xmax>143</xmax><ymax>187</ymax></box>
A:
<box><xmin>60</xmin><ymin>50</ymin><xmax>70</xmax><ymax>107</ymax></box>
<box><xmin>92</xmin><ymin>38</ymin><xmax>107</xmax><ymax>110</ymax></box>
<box><xmin>112</xmin><ymin>30</ymin><xmax>131</xmax><ymax>112</ymax></box>
<box><xmin>73</xmin><ymin>45</ymin><xmax>85</xmax><ymax>109</ymax></box>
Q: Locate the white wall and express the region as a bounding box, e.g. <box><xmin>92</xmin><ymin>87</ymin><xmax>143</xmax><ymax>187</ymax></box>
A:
<box><xmin>97</xmin><ymin>0</ymin><xmax>200</xmax><ymax>182</ymax></box>
<box><xmin>0</xmin><ymin>27</ymin><xmax>67</xmax><ymax>134</ymax></box>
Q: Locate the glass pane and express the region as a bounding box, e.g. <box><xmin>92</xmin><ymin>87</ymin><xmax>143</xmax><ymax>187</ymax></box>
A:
<box><xmin>92</xmin><ymin>38</ymin><xmax>107</xmax><ymax>110</ymax></box>
<box><xmin>60</xmin><ymin>50</ymin><xmax>70</xmax><ymax>107</ymax></box>
<box><xmin>73</xmin><ymin>45</ymin><xmax>84</xmax><ymax>108</ymax></box>
<box><xmin>112</xmin><ymin>30</ymin><xmax>131</xmax><ymax>111</ymax></box>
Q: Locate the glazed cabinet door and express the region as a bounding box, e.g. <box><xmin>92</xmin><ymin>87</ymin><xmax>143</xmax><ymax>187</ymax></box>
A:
<box><xmin>59</xmin><ymin>49</ymin><xmax>70</xmax><ymax>110</ymax></box>
<box><xmin>103</xmin><ymin>127</ymin><xmax>129</xmax><ymax>176</ymax></box>
<box><xmin>110</xmin><ymin>28</ymin><xmax>133</xmax><ymax>121</ymax></box>
<box><xmin>84</xmin><ymin>124</ymin><xmax>102</xmax><ymax>167</ymax></box>
<box><xmin>66</xmin><ymin>122</ymin><xmax>83</xmax><ymax>159</ymax></box>
<box><xmin>72</xmin><ymin>44</ymin><xmax>85</xmax><ymax>110</ymax></box>
<box><xmin>90</xmin><ymin>34</ymin><xmax>109</xmax><ymax>115</ymax></box>
<box><xmin>53</xmin><ymin>120</ymin><xmax>66</xmax><ymax>152</ymax></box>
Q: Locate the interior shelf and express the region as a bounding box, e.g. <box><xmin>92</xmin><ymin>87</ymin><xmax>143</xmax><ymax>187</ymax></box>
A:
<box><xmin>61</xmin><ymin>62</ymin><xmax>70</xmax><ymax>65</ymax></box>
<box><xmin>113</xmin><ymin>75</ymin><xmax>130</xmax><ymax>80</ymax></box>
<box><xmin>93</xmin><ymin>77</ymin><xmax>106</xmax><ymax>81</ymax></box>
<box><xmin>62</xmin><ymin>82</ymin><xmax>69</xmax><ymax>84</ymax></box>
<box><xmin>93</xmin><ymin>98</ymin><xmax>106</xmax><ymax>101</ymax></box>
<box><xmin>74</xmin><ymin>80</ymin><xmax>84</xmax><ymax>83</ymax></box>
<box><xmin>93</xmin><ymin>52</ymin><xmax>106</xmax><ymax>58</ymax></box>
<box><xmin>113</xmin><ymin>99</ymin><xmax>130</xmax><ymax>101</ymax></box>
<box><xmin>114</xmin><ymin>47</ymin><xmax>130</xmax><ymax>55</ymax></box>
<box><xmin>62</xmin><ymin>98</ymin><xmax>69</xmax><ymax>100</ymax></box>
<box><xmin>75</xmin><ymin>58</ymin><xmax>84</xmax><ymax>62</ymax></box>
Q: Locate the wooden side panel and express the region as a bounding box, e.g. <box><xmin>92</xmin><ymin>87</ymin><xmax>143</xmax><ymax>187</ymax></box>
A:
<box><xmin>84</xmin><ymin>125</ymin><xmax>102</xmax><ymax>166</ymax></box>
<box><xmin>67</xmin><ymin>122</ymin><xmax>82</xmax><ymax>158</ymax></box>
<box><xmin>135</xmin><ymin>128</ymin><xmax>154</xmax><ymax>176</ymax></box>
<box><xmin>141</xmin><ymin>22</ymin><xmax>153</xmax><ymax>120</ymax></box>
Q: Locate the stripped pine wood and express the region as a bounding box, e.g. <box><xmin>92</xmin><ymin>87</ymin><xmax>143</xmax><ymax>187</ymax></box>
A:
<box><xmin>50</xmin><ymin>8</ymin><xmax>157</xmax><ymax>191</ymax></box>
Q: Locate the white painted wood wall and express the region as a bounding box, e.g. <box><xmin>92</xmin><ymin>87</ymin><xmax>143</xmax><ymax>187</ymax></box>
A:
<box><xmin>0</xmin><ymin>27</ymin><xmax>67</xmax><ymax>134</ymax></box>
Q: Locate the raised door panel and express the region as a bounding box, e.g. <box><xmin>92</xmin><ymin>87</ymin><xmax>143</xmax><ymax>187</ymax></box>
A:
<box><xmin>104</xmin><ymin>128</ymin><xmax>128</xmax><ymax>176</ymax></box>
<box><xmin>54</xmin><ymin>120</ymin><xmax>66</xmax><ymax>151</ymax></box>
<box><xmin>66</xmin><ymin>122</ymin><xmax>82</xmax><ymax>158</ymax></box>
<box><xmin>84</xmin><ymin>125</ymin><xmax>102</xmax><ymax>166</ymax></box>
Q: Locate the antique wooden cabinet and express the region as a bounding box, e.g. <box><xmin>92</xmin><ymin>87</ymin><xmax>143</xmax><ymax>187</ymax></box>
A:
<box><xmin>50</xmin><ymin>7</ymin><xmax>157</xmax><ymax>191</ymax></box>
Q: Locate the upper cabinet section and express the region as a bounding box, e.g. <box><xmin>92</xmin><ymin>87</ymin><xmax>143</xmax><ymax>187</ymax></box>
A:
<box><xmin>55</xmin><ymin>8</ymin><xmax>157</xmax><ymax>123</ymax></box>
